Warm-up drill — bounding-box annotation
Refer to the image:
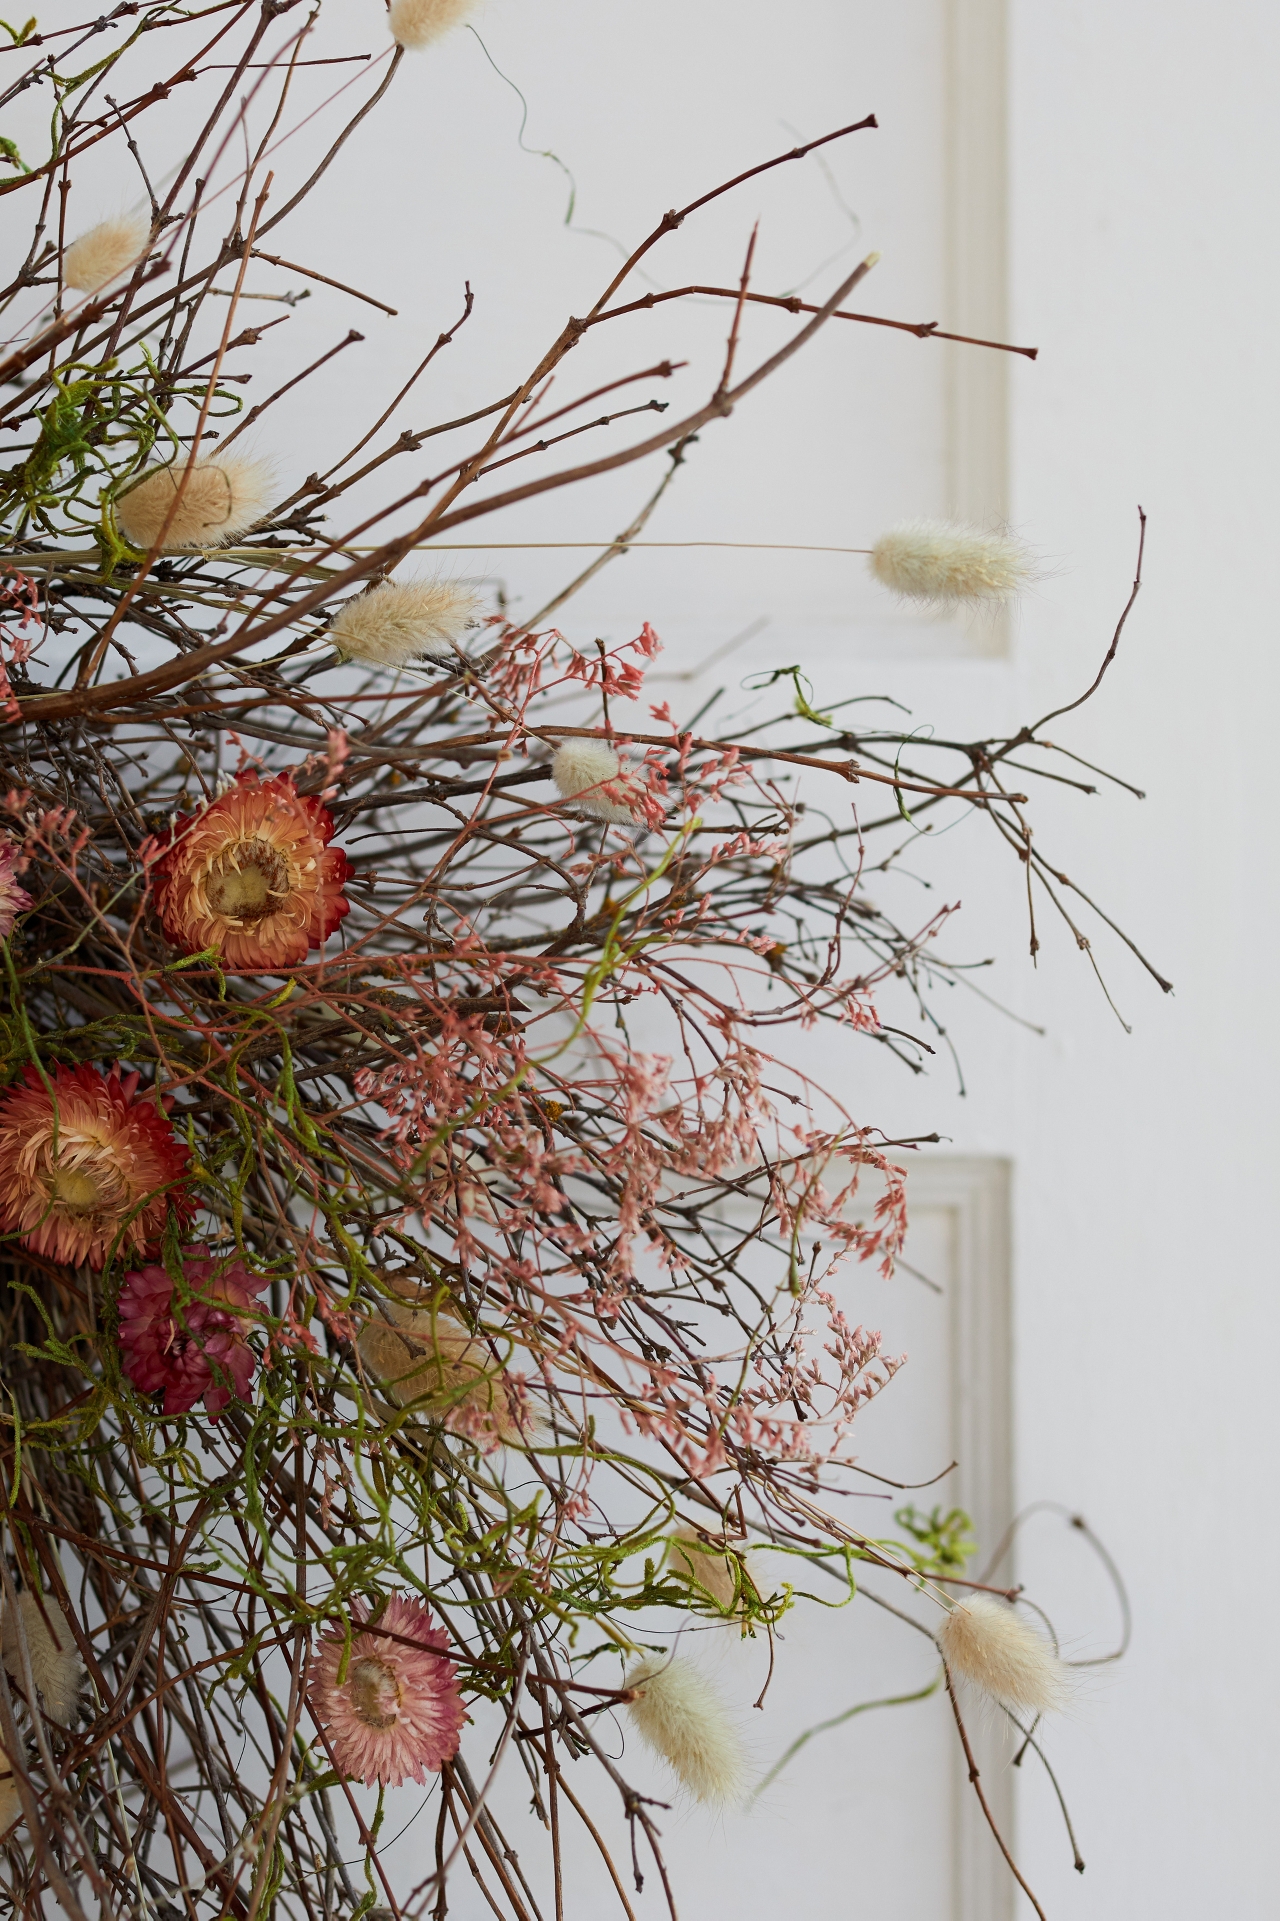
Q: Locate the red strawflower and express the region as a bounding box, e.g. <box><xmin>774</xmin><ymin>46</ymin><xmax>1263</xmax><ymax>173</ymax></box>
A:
<box><xmin>0</xmin><ymin>1063</ymin><xmax>191</xmax><ymax>1269</ymax></box>
<box><xmin>117</xmin><ymin>1252</ymin><xmax>270</xmax><ymax>1417</ymax></box>
<box><xmin>308</xmin><ymin>1594</ymin><xmax>465</xmax><ymax>1786</ymax></box>
<box><xmin>152</xmin><ymin>771</ymin><xmax>351</xmax><ymax>970</ymax></box>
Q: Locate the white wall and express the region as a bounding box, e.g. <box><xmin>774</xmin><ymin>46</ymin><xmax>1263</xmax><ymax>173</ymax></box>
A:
<box><xmin>999</xmin><ymin>5</ymin><xmax>1280</xmax><ymax>1911</ymax></box>
<box><xmin>818</xmin><ymin>7</ymin><xmax>1280</xmax><ymax>1910</ymax></box>
<box><xmin>230</xmin><ymin>0</ymin><xmax>987</xmax><ymax>659</ymax></box>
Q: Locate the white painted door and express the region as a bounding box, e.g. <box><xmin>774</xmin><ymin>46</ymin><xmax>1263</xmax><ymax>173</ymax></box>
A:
<box><xmin>612</xmin><ymin>1160</ymin><xmax>1014</xmax><ymax>1921</ymax></box>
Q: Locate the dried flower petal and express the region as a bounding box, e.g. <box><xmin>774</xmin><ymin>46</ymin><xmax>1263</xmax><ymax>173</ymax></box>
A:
<box><xmin>668</xmin><ymin>1528</ymin><xmax>740</xmax><ymax>1609</ymax></box>
<box><xmin>0</xmin><ymin>1063</ymin><xmax>191</xmax><ymax>1269</ymax></box>
<box><xmin>0</xmin><ymin>839</ymin><xmax>31</xmax><ymax>939</ymax></box>
<box><xmin>153</xmin><ymin>772</ymin><xmax>351</xmax><ymax>970</ymax></box>
<box><xmin>0</xmin><ymin>1743</ymin><xmax>20</xmax><ymax>1835</ymax></box>
<box><xmin>358</xmin><ymin>1302</ymin><xmax>525</xmax><ymax>1448</ymax></box>
<box><xmin>118</xmin><ymin>1253</ymin><xmax>270</xmax><ymax>1417</ymax></box>
<box><xmin>308</xmin><ymin>1594</ymin><xmax>465</xmax><ymax>1785</ymax></box>
<box><xmin>2</xmin><ymin>1592</ymin><xmax>84</xmax><ymax>1725</ymax></box>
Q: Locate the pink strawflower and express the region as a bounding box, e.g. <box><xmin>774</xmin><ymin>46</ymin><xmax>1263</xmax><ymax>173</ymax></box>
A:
<box><xmin>117</xmin><ymin>1253</ymin><xmax>270</xmax><ymax>1416</ymax></box>
<box><xmin>307</xmin><ymin>1594</ymin><xmax>465</xmax><ymax>1786</ymax></box>
<box><xmin>0</xmin><ymin>842</ymin><xmax>30</xmax><ymax>938</ymax></box>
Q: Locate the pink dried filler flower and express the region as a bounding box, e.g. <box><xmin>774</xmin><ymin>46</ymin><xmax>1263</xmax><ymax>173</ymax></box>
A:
<box><xmin>118</xmin><ymin>1254</ymin><xmax>270</xmax><ymax>1416</ymax></box>
<box><xmin>308</xmin><ymin>1594</ymin><xmax>464</xmax><ymax>1786</ymax></box>
<box><xmin>0</xmin><ymin>840</ymin><xmax>31</xmax><ymax>939</ymax></box>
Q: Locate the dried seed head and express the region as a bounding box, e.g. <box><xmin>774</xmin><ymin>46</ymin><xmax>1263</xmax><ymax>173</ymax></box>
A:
<box><xmin>625</xmin><ymin>1655</ymin><xmax>745</xmax><ymax>1804</ymax></box>
<box><xmin>938</xmin><ymin>1596</ymin><xmax>1068</xmax><ymax>1715</ymax></box>
<box><xmin>2</xmin><ymin>1592</ymin><xmax>85</xmax><ymax>1725</ymax></box>
<box><xmin>388</xmin><ymin>0</ymin><xmax>478</xmax><ymax>49</ymax></box>
<box><xmin>869</xmin><ymin>520</ymin><xmax>1033</xmax><ymax>605</ymax></box>
<box><xmin>551</xmin><ymin>740</ymin><xmax>642</xmax><ymax>823</ymax></box>
<box><xmin>668</xmin><ymin>1527</ymin><xmax>740</xmax><ymax>1610</ymax></box>
<box><xmin>63</xmin><ymin>215</ymin><xmax>149</xmax><ymax>293</ymax></box>
<box><xmin>115</xmin><ymin>457</ymin><xmax>275</xmax><ymax>550</ymax></box>
<box><xmin>330</xmin><ymin>579</ymin><xmax>479</xmax><ymax>668</ymax></box>
<box><xmin>358</xmin><ymin>1303</ymin><xmax>525</xmax><ymax>1448</ymax></box>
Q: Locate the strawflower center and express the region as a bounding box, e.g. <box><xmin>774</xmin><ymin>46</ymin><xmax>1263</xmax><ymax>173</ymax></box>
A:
<box><xmin>51</xmin><ymin>1166</ymin><xmax>101</xmax><ymax>1212</ymax></box>
<box><xmin>349</xmin><ymin>1657</ymin><xmax>401</xmax><ymax>1730</ymax></box>
<box><xmin>204</xmin><ymin>839</ymin><xmax>290</xmax><ymax>924</ymax></box>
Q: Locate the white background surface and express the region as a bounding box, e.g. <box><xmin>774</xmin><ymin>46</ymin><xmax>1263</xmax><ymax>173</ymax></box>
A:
<box><xmin>1000</xmin><ymin>7</ymin><xmax>1280</xmax><ymax>1912</ymax></box>
<box><xmin>13</xmin><ymin>2</ymin><xmax>1280</xmax><ymax>1914</ymax></box>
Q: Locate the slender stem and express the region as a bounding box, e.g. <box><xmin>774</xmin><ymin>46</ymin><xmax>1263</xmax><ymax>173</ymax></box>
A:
<box><xmin>943</xmin><ymin>1664</ymin><xmax>1048</xmax><ymax>1921</ymax></box>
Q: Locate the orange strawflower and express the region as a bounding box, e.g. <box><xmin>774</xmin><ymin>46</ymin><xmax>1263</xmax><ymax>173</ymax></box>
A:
<box><xmin>0</xmin><ymin>1064</ymin><xmax>192</xmax><ymax>1269</ymax></box>
<box><xmin>153</xmin><ymin>773</ymin><xmax>351</xmax><ymax>970</ymax></box>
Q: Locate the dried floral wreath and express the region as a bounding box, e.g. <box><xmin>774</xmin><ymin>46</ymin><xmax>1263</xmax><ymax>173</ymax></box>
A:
<box><xmin>0</xmin><ymin>5</ymin><xmax>1159</xmax><ymax>1919</ymax></box>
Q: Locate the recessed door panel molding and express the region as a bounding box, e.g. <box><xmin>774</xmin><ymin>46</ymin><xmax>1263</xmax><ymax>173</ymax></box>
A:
<box><xmin>199</xmin><ymin>2</ymin><xmax>1016</xmax><ymax>664</ymax></box>
<box><xmin>946</xmin><ymin>0</ymin><xmax>1012</xmax><ymax>655</ymax></box>
<box><xmin>905</xmin><ymin>1156</ymin><xmax>1014</xmax><ymax>1921</ymax></box>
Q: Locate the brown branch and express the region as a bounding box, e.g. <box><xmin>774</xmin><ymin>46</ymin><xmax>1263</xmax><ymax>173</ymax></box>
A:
<box><xmin>533</xmin><ymin>726</ymin><xmax>1028</xmax><ymax>805</ymax></box>
<box><xmin>8</xmin><ymin>253</ymin><xmax>883</xmax><ymax>723</ymax></box>
<box><xmin>591</xmin><ymin>282</ymin><xmax>1039</xmax><ymax>358</ymax></box>
<box><xmin>73</xmin><ymin>173</ymin><xmax>274</xmax><ymax>686</ymax></box>
<box><xmin>0</xmin><ymin>259</ymin><xmax>168</xmax><ymax>386</ymax></box>
<box><xmin>314</xmin><ymin>281</ymin><xmax>476</xmax><ymax>478</ymax></box>
<box><xmin>175</xmin><ymin>312</ymin><xmax>291</xmax><ymax>373</ymax></box>
<box><xmin>249</xmin><ymin>248</ymin><xmax>398</xmax><ymax>315</ymax></box>
<box><xmin>526</xmin><ymin>433</ymin><xmax>694</xmax><ymax>627</ymax></box>
<box><xmin>718</xmin><ymin>222</ymin><xmax>759</xmax><ymax>394</ymax></box>
<box><xmin>473</xmin><ymin>398</ymin><xmax>671</xmax><ymax>480</ymax></box>
<box><xmin>508</xmin><ymin>359</ymin><xmax>685</xmax><ymax>442</ymax></box>
<box><xmin>0</xmin><ymin>2</ymin><xmax>261</xmax><ymax>203</ymax></box>
<box><xmin>943</xmin><ymin>1664</ymin><xmax>1048</xmax><ymax>1921</ymax></box>
<box><xmin>1027</xmin><ymin>505</ymin><xmax>1146</xmax><ymax>732</ymax></box>
<box><xmin>255</xmin><ymin>46</ymin><xmax>404</xmax><ymax>240</ymax></box>
<box><xmin>586</xmin><ymin>115</ymin><xmax>879</xmax><ymax>318</ymax></box>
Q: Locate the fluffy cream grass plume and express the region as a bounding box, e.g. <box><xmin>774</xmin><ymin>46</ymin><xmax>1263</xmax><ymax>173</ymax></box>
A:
<box><xmin>388</xmin><ymin>0</ymin><xmax>478</xmax><ymax>49</ymax></box>
<box><xmin>551</xmin><ymin>739</ymin><xmax>642</xmax><ymax>823</ymax></box>
<box><xmin>938</xmin><ymin>1596</ymin><xmax>1068</xmax><ymax>1715</ymax></box>
<box><xmin>330</xmin><ymin>578</ymin><xmax>479</xmax><ymax>667</ymax></box>
<box><xmin>115</xmin><ymin>457</ymin><xmax>274</xmax><ymax>550</ymax></box>
<box><xmin>869</xmin><ymin>520</ymin><xmax>1032</xmax><ymax>605</ymax></box>
<box><xmin>2</xmin><ymin>1591</ymin><xmax>85</xmax><ymax>1725</ymax></box>
<box><xmin>63</xmin><ymin>214</ymin><xmax>149</xmax><ymax>293</ymax></box>
<box><xmin>358</xmin><ymin>1301</ymin><xmax>524</xmax><ymax>1444</ymax></box>
<box><xmin>625</xmin><ymin>1655</ymin><xmax>745</xmax><ymax>1804</ymax></box>
<box><xmin>668</xmin><ymin>1527</ymin><xmax>740</xmax><ymax>1610</ymax></box>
